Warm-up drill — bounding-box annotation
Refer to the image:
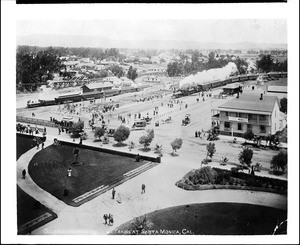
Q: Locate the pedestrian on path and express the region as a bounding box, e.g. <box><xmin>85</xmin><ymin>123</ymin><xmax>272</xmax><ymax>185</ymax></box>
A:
<box><xmin>22</xmin><ymin>169</ymin><xmax>26</xmax><ymax>179</ymax></box>
<box><xmin>108</xmin><ymin>214</ymin><xmax>114</xmax><ymax>226</ymax></box>
<box><xmin>42</xmin><ymin>142</ymin><xmax>44</xmax><ymax>149</ymax></box>
<box><xmin>67</xmin><ymin>167</ymin><xmax>72</xmax><ymax>177</ymax></box>
<box><xmin>195</xmin><ymin>131</ymin><xmax>198</xmax><ymax>138</ymax></box>
<box><xmin>103</xmin><ymin>214</ymin><xmax>108</xmax><ymax>225</ymax></box>
<box><xmin>112</xmin><ymin>188</ymin><xmax>116</xmax><ymax>199</ymax></box>
<box><xmin>141</xmin><ymin>184</ymin><xmax>146</xmax><ymax>194</ymax></box>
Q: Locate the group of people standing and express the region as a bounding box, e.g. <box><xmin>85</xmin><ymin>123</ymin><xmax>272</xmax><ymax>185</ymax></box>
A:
<box><xmin>195</xmin><ymin>129</ymin><xmax>205</xmax><ymax>138</ymax></box>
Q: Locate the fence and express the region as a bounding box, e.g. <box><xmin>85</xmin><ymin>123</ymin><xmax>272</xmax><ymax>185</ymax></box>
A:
<box><xmin>17</xmin><ymin>116</ymin><xmax>57</xmax><ymax>128</ymax></box>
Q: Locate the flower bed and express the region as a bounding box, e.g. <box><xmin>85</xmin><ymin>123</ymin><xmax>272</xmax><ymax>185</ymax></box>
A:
<box><xmin>175</xmin><ymin>167</ymin><xmax>287</xmax><ymax>195</ymax></box>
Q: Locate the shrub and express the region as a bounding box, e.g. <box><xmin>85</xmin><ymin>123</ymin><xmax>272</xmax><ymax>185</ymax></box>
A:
<box><xmin>128</xmin><ymin>141</ymin><xmax>135</xmax><ymax>151</ymax></box>
<box><xmin>70</xmin><ymin>121</ymin><xmax>84</xmax><ymax>138</ymax></box>
<box><xmin>139</xmin><ymin>129</ymin><xmax>155</xmax><ymax>149</ymax></box>
<box><xmin>170</xmin><ymin>138</ymin><xmax>183</xmax><ymax>154</ymax></box>
<box><xmin>206</xmin><ymin>142</ymin><xmax>216</xmax><ymax>159</ymax></box>
<box><xmin>114</xmin><ymin>125</ymin><xmax>130</xmax><ymax>144</ymax></box>
<box><xmin>243</xmin><ymin>129</ymin><xmax>254</xmax><ymax>142</ymax></box>
<box><xmin>271</xmin><ymin>151</ymin><xmax>287</xmax><ymax>172</ymax></box>
<box><xmin>94</xmin><ymin>127</ymin><xmax>105</xmax><ymax>140</ymax></box>
<box><xmin>238</xmin><ymin>147</ymin><xmax>253</xmax><ymax>167</ymax></box>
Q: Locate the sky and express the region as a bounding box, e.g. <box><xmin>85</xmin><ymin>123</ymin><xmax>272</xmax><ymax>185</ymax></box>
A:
<box><xmin>17</xmin><ymin>19</ymin><xmax>287</xmax><ymax>44</ymax></box>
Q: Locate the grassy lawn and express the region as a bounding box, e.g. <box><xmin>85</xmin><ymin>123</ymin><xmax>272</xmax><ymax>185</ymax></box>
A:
<box><xmin>17</xmin><ymin>134</ymin><xmax>57</xmax><ymax>234</ymax></box>
<box><xmin>28</xmin><ymin>144</ymin><xmax>146</xmax><ymax>205</ymax></box>
<box><xmin>17</xmin><ymin>185</ymin><xmax>57</xmax><ymax>235</ymax></box>
<box><xmin>16</xmin><ymin>134</ymin><xmax>37</xmax><ymax>160</ymax></box>
<box><xmin>114</xmin><ymin>203</ymin><xmax>287</xmax><ymax>235</ymax></box>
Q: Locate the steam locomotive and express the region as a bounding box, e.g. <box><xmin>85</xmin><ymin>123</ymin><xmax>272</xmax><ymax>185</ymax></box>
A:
<box><xmin>172</xmin><ymin>72</ymin><xmax>287</xmax><ymax>98</ymax></box>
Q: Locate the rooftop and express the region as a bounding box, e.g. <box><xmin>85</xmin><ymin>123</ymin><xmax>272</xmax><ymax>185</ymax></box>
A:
<box><xmin>218</xmin><ymin>93</ymin><xmax>279</xmax><ymax>113</ymax></box>
<box><xmin>267</xmin><ymin>86</ymin><xmax>287</xmax><ymax>93</ymax></box>
<box><xmin>82</xmin><ymin>82</ymin><xmax>114</xmax><ymax>90</ymax></box>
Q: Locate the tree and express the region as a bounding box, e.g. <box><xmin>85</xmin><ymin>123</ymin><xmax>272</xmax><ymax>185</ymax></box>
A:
<box><xmin>167</xmin><ymin>62</ymin><xmax>183</xmax><ymax>77</ymax></box>
<box><xmin>70</xmin><ymin>121</ymin><xmax>84</xmax><ymax>138</ymax></box>
<box><xmin>280</xmin><ymin>98</ymin><xmax>287</xmax><ymax>113</ymax></box>
<box><xmin>94</xmin><ymin>127</ymin><xmax>105</xmax><ymax>140</ymax></box>
<box><xmin>154</xmin><ymin>144</ymin><xmax>163</xmax><ymax>157</ymax></box>
<box><xmin>139</xmin><ymin>129</ymin><xmax>155</xmax><ymax>149</ymax></box>
<box><xmin>271</xmin><ymin>151</ymin><xmax>287</xmax><ymax>172</ymax></box>
<box><xmin>127</xmin><ymin>66</ymin><xmax>138</xmax><ymax>81</ymax></box>
<box><xmin>73</xmin><ymin>147</ymin><xmax>80</xmax><ymax>164</ymax></box>
<box><xmin>108</xmin><ymin>65</ymin><xmax>124</xmax><ymax>78</ymax></box>
<box><xmin>113</xmin><ymin>125</ymin><xmax>130</xmax><ymax>144</ymax></box>
<box><xmin>128</xmin><ymin>141</ymin><xmax>135</xmax><ymax>151</ymax></box>
<box><xmin>243</xmin><ymin>129</ymin><xmax>255</xmax><ymax>143</ymax></box>
<box><xmin>206</xmin><ymin>142</ymin><xmax>216</xmax><ymax>159</ymax></box>
<box><xmin>256</xmin><ymin>55</ymin><xmax>274</xmax><ymax>73</ymax></box>
<box><xmin>170</xmin><ymin>138</ymin><xmax>183</xmax><ymax>154</ymax></box>
<box><xmin>238</xmin><ymin>147</ymin><xmax>253</xmax><ymax>167</ymax></box>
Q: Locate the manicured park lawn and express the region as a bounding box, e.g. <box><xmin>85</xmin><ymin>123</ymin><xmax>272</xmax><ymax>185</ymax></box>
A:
<box><xmin>114</xmin><ymin>202</ymin><xmax>287</xmax><ymax>235</ymax></box>
<box><xmin>17</xmin><ymin>134</ymin><xmax>57</xmax><ymax>234</ymax></box>
<box><xmin>17</xmin><ymin>185</ymin><xmax>57</xmax><ymax>235</ymax></box>
<box><xmin>16</xmin><ymin>133</ymin><xmax>37</xmax><ymax>160</ymax></box>
<box><xmin>28</xmin><ymin>144</ymin><xmax>146</xmax><ymax>205</ymax></box>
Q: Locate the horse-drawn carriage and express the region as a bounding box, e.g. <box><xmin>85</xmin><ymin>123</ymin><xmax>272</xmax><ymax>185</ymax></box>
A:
<box><xmin>182</xmin><ymin>114</ymin><xmax>191</xmax><ymax>126</ymax></box>
<box><xmin>161</xmin><ymin>116</ymin><xmax>172</xmax><ymax>124</ymax></box>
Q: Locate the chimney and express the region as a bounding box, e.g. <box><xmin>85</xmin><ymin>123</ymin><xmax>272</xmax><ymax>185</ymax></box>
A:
<box><xmin>260</xmin><ymin>93</ymin><xmax>263</xmax><ymax>100</ymax></box>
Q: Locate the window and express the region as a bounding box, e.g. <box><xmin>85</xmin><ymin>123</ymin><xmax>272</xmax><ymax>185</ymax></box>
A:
<box><xmin>260</xmin><ymin>125</ymin><xmax>266</xmax><ymax>133</ymax></box>
<box><xmin>225</xmin><ymin>112</ymin><xmax>228</xmax><ymax>117</ymax></box>
<box><xmin>238</xmin><ymin>123</ymin><xmax>242</xmax><ymax>131</ymax></box>
<box><xmin>259</xmin><ymin>115</ymin><xmax>266</xmax><ymax>121</ymax></box>
<box><xmin>224</xmin><ymin>122</ymin><xmax>230</xmax><ymax>129</ymax></box>
<box><xmin>247</xmin><ymin>124</ymin><xmax>252</xmax><ymax>130</ymax></box>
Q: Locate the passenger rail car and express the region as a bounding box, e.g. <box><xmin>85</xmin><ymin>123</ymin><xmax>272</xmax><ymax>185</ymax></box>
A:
<box><xmin>172</xmin><ymin>72</ymin><xmax>286</xmax><ymax>99</ymax></box>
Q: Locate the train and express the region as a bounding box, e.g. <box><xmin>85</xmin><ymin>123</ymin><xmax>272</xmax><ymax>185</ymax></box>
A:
<box><xmin>172</xmin><ymin>71</ymin><xmax>287</xmax><ymax>98</ymax></box>
<box><xmin>27</xmin><ymin>88</ymin><xmax>126</xmax><ymax>108</ymax></box>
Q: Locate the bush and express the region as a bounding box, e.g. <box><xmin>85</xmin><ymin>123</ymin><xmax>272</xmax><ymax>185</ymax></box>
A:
<box><xmin>206</xmin><ymin>142</ymin><xmax>216</xmax><ymax>158</ymax></box>
<box><xmin>243</xmin><ymin>129</ymin><xmax>254</xmax><ymax>142</ymax></box>
<box><xmin>270</xmin><ymin>151</ymin><xmax>287</xmax><ymax>172</ymax></box>
<box><xmin>139</xmin><ymin>129</ymin><xmax>155</xmax><ymax>149</ymax></box>
<box><xmin>238</xmin><ymin>147</ymin><xmax>253</xmax><ymax>167</ymax></box>
<box><xmin>202</xmin><ymin>158</ymin><xmax>212</xmax><ymax>165</ymax></box>
<box><xmin>113</xmin><ymin>125</ymin><xmax>130</xmax><ymax>144</ymax></box>
<box><xmin>170</xmin><ymin>138</ymin><xmax>183</xmax><ymax>154</ymax></box>
<box><xmin>94</xmin><ymin>127</ymin><xmax>105</xmax><ymax>140</ymax></box>
<box><xmin>70</xmin><ymin>121</ymin><xmax>84</xmax><ymax>138</ymax></box>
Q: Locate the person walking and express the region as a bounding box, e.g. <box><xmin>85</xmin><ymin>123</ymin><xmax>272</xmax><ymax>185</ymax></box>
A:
<box><xmin>108</xmin><ymin>214</ymin><xmax>113</xmax><ymax>226</ymax></box>
<box><xmin>112</xmin><ymin>188</ymin><xmax>116</xmax><ymax>199</ymax></box>
<box><xmin>41</xmin><ymin>142</ymin><xmax>45</xmax><ymax>149</ymax></box>
<box><xmin>22</xmin><ymin>169</ymin><xmax>26</xmax><ymax>179</ymax></box>
<box><xmin>103</xmin><ymin>214</ymin><xmax>108</xmax><ymax>225</ymax></box>
<box><xmin>141</xmin><ymin>184</ymin><xmax>146</xmax><ymax>194</ymax></box>
<box><xmin>195</xmin><ymin>131</ymin><xmax>198</xmax><ymax>138</ymax></box>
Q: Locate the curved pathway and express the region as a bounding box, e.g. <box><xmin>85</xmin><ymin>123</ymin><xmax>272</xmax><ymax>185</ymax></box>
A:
<box><xmin>17</xmin><ymin>134</ymin><xmax>287</xmax><ymax>235</ymax></box>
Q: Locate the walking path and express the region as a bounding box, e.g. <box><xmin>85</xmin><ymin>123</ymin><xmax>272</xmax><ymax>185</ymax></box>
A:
<box><xmin>17</xmin><ymin>132</ymin><xmax>287</xmax><ymax>235</ymax></box>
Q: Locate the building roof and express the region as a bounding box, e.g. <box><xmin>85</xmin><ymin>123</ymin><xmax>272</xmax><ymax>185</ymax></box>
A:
<box><xmin>267</xmin><ymin>86</ymin><xmax>287</xmax><ymax>93</ymax></box>
<box><xmin>223</xmin><ymin>83</ymin><xmax>241</xmax><ymax>89</ymax></box>
<box><xmin>218</xmin><ymin>94</ymin><xmax>279</xmax><ymax>113</ymax></box>
<box><xmin>82</xmin><ymin>82</ymin><xmax>114</xmax><ymax>90</ymax></box>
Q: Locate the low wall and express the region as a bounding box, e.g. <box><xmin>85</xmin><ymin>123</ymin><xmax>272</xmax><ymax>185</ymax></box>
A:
<box><xmin>17</xmin><ymin>116</ymin><xmax>57</xmax><ymax>128</ymax></box>
<box><xmin>59</xmin><ymin>140</ymin><xmax>161</xmax><ymax>163</ymax></box>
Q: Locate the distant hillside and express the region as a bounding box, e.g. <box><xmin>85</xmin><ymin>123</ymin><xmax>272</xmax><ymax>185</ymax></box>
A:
<box><xmin>17</xmin><ymin>34</ymin><xmax>287</xmax><ymax>50</ymax></box>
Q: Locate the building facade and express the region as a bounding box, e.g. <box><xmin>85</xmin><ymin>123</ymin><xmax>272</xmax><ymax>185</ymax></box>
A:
<box><xmin>211</xmin><ymin>94</ymin><xmax>281</xmax><ymax>138</ymax></box>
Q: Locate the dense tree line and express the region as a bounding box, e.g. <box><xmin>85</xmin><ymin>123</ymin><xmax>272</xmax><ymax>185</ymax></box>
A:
<box><xmin>17</xmin><ymin>45</ymin><xmax>125</xmax><ymax>61</ymax></box>
<box><xmin>16</xmin><ymin>47</ymin><xmax>63</xmax><ymax>89</ymax></box>
<box><xmin>256</xmin><ymin>55</ymin><xmax>287</xmax><ymax>73</ymax></box>
<box><xmin>167</xmin><ymin>51</ymin><xmax>248</xmax><ymax>77</ymax></box>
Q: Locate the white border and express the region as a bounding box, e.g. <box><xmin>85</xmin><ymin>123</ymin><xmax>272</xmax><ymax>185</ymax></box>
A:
<box><xmin>1</xmin><ymin>2</ymin><xmax>299</xmax><ymax>244</ymax></box>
